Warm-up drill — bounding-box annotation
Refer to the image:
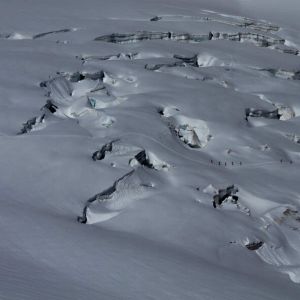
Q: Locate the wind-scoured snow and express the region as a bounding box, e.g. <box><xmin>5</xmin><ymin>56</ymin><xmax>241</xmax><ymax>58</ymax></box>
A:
<box><xmin>1</xmin><ymin>0</ymin><xmax>300</xmax><ymax>299</ymax></box>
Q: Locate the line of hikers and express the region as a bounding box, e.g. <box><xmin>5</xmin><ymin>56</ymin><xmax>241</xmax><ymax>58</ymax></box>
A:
<box><xmin>210</xmin><ymin>160</ymin><xmax>293</xmax><ymax>166</ymax></box>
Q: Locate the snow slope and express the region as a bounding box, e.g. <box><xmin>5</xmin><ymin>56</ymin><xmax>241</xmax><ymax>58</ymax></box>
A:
<box><xmin>1</xmin><ymin>0</ymin><xmax>300</xmax><ymax>299</ymax></box>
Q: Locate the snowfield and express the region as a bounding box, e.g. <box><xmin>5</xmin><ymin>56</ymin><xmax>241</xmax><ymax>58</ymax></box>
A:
<box><xmin>1</xmin><ymin>0</ymin><xmax>300</xmax><ymax>299</ymax></box>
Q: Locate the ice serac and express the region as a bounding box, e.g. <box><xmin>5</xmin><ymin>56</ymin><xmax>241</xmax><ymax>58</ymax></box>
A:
<box><xmin>213</xmin><ymin>185</ymin><xmax>239</xmax><ymax>207</ymax></box>
<box><xmin>245</xmin><ymin>108</ymin><xmax>281</xmax><ymax>120</ymax></box>
<box><xmin>129</xmin><ymin>150</ymin><xmax>170</xmax><ymax>171</ymax></box>
<box><xmin>168</xmin><ymin>115</ymin><xmax>212</xmax><ymax>148</ymax></box>
<box><xmin>19</xmin><ymin>114</ymin><xmax>46</xmax><ymax>134</ymax></box>
<box><xmin>95</xmin><ymin>29</ymin><xmax>299</xmax><ymax>55</ymax></box>
<box><xmin>78</xmin><ymin>169</ymin><xmax>154</xmax><ymax>224</ymax></box>
<box><xmin>95</xmin><ymin>31</ymin><xmax>212</xmax><ymax>44</ymax></box>
<box><xmin>257</xmin><ymin>206</ymin><xmax>300</xmax><ymax>283</ymax></box>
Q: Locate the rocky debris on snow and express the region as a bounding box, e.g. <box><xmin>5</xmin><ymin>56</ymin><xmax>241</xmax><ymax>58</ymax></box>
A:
<box><xmin>95</xmin><ymin>31</ymin><xmax>213</xmax><ymax>43</ymax></box>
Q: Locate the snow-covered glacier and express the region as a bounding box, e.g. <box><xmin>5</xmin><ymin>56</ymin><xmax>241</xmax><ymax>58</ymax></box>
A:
<box><xmin>1</xmin><ymin>0</ymin><xmax>300</xmax><ymax>299</ymax></box>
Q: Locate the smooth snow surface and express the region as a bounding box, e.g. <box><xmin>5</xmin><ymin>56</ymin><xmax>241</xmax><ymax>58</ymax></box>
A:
<box><xmin>1</xmin><ymin>0</ymin><xmax>300</xmax><ymax>299</ymax></box>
